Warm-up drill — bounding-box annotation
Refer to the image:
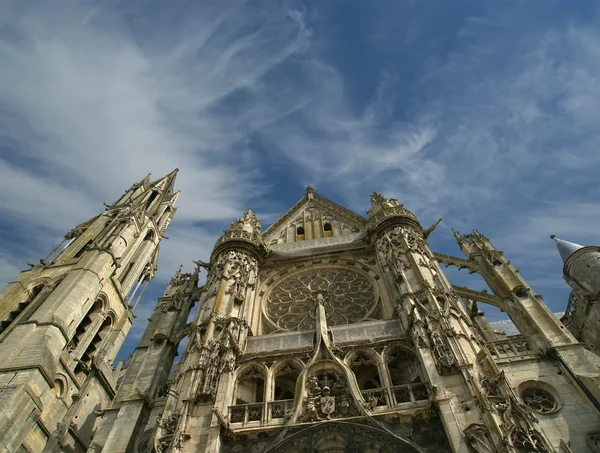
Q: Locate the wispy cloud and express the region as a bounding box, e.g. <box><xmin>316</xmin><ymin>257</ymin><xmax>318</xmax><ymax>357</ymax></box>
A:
<box><xmin>0</xmin><ymin>0</ymin><xmax>311</xmax><ymax>283</ymax></box>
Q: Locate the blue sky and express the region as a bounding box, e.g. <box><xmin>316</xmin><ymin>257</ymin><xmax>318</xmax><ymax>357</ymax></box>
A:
<box><xmin>1</xmin><ymin>0</ymin><xmax>600</xmax><ymax>361</ymax></box>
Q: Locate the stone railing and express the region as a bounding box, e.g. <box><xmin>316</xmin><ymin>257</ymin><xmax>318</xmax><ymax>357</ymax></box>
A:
<box><xmin>215</xmin><ymin>228</ymin><xmax>265</xmax><ymax>250</ymax></box>
<box><xmin>390</xmin><ymin>383</ymin><xmax>429</xmax><ymax>405</ymax></box>
<box><xmin>229</xmin><ymin>402</ymin><xmax>266</xmax><ymax>425</ymax></box>
<box><xmin>487</xmin><ymin>335</ymin><xmax>535</xmax><ymax>359</ymax></box>
<box><xmin>361</xmin><ymin>388</ymin><xmax>388</xmax><ymax>407</ymax></box>
<box><xmin>228</xmin><ymin>385</ymin><xmax>430</xmax><ymax>426</ymax></box>
<box><xmin>269</xmin><ymin>399</ymin><xmax>294</xmax><ymax>420</ymax></box>
<box><xmin>366</xmin><ymin>205</ymin><xmax>419</xmax><ymax>231</ymax></box>
<box><xmin>244</xmin><ymin>319</ymin><xmax>405</xmax><ymax>356</ymax></box>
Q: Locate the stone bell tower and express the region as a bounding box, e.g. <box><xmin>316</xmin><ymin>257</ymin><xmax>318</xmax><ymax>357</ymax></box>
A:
<box><xmin>0</xmin><ymin>170</ymin><xmax>178</xmax><ymax>453</ymax></box>
<box><xmin>88</xmin><ymin>187</ymin><xmax>600</xmax><ymax>452</ymax></box>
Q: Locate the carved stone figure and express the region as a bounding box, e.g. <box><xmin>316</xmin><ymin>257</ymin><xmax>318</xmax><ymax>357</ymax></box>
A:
<box><xmin>319</xmin><ymin>386</ymin><xmax>335</xmax><ymax>419</ymax></box>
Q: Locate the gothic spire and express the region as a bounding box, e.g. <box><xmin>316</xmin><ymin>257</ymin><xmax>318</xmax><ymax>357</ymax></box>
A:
<box><xmin>148</xmin><ymin>168</ymin><xmax>179</xmax><ymax>195</ymax></box>
<box><xmin>550</xmin><ymin>235</ymin><xmax>584</xmax><ymax>263</ymax></box>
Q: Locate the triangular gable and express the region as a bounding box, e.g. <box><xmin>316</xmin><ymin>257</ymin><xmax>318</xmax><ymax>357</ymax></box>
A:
<box><xmin>263</xmin><ymin>188</ymin><xmax>366</xmax><ymax>247</ymax></box>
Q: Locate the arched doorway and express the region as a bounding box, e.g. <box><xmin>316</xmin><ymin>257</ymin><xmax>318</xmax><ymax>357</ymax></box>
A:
<box><xmin>261</xmin><ymin>421</ymin><xmax>435</xmax><ymax>453</ymax></box>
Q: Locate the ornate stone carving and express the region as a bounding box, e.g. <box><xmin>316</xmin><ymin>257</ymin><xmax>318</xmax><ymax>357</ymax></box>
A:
<box><xmin>429</xmin><ymin>330</ymin><xmax>459</xmax><ymax>375</ymax></box>
<box><xmin>303</xmin><ymin>372</ymin><xmax>358</xmax><ymax>421</ymax></box>
<box><xmin>405</xmin><ymin>229</ymin><xmax>432</xmax><ymax>257</ymax></box>
<box><xmin>375</xmin><ymin>227</ymin><xmax>410</xmax><ymax>276</ymax></box>
<box><xmin>221</xmin><ymin>251</ymin><xmax>258</xmax><ymax>301</ymax></box>
<box><xmin>214</xmin><ymin>210</ymin><xmax>266</xmax><ymax>251</ymax></box>
<box><xmin>366</xmin><ymin>192</ymin><xmax>421</xmax><ymax>233</ymax></box>
<box><xmin>464</xmin><ymin>424</ymin><xmax>495</xmax><ymax>453</ymax></box>
<box><xmin>189</xmin><ymin>316</ymin><xmax>248</xmax><ymax>403</ymax></box>
<box><xmin>480</xmin><ymin>374</ymin><xmax>503</xmax><ymax>397</ymax></box>
<box><xmin>155</xmin><ymin>412</ymin><xmax>181</xmax><ymax>453</ymax></box>
<box><xmin>266</xmin><ymin>267</ymin><xmax>376</xmax><ymax>330</ymax></box>
<box><xmin>511</xmin><ymin>428</ymin><xmax>550</xmax><ymax>452</ymax></box>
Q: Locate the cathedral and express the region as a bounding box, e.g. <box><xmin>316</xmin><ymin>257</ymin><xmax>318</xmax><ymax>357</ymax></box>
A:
<box><xmin>1</xmin><ymin>171</ymin><xmax>600</xmax><ymax>453</ymax></box>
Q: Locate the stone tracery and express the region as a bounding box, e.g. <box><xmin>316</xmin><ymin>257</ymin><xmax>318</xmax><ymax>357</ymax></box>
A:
<box><xmin>266</xmin><ymin>267</ymin><xmax>377</xmax><ymax>330</ymax></box>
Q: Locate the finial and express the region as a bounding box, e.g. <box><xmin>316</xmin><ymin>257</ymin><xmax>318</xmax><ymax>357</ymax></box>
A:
<box><xmin>306</xmin><ymin>185</ymin><xmax>314</xmax><ymax>193</ymax></box>
<box><xmin>550</xmin><ymin>234</ymin><xmax>556</xmax><ymax>239</ymax></box>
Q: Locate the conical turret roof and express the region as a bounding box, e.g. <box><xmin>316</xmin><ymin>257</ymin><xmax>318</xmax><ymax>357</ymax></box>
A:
<box><xmin>550</xmin><ymin>235</ymin><xmax>584</xmax><ymax>263</ymax></box>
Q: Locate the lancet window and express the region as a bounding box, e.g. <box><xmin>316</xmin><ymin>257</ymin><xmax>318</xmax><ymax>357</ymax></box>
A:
<box><xmin>350</xmin><ymin>352</ymin><xmax>382</xmax><ymax>391</ymax></box>
<box><xmin>386</xmin><ymin>347</ymin><xmax>428</xmax><ymax>404</ymax></box>
<box><xmin>231</xmin><ymin>365</ymin><xmax>267</xmax><ymax>424</ymax></box>
<box><xmin>0</xmin><ymin>284</ymin><xmax>45</xmax><ymax>335</ymax></box>
<box><xmin>235</xmin><ymin>365</ymin><xmax>265</xmax><ymax>405</ymax></box>
<box><xmin>349</xmin><ymin>350</ymin><xmax>387</xmax><ymax>408</ymax></box>
<box><xmin>75</xmin><ymin>314</ymin><xmax>114</xmax><ymax>374</ymax></box>
<box><xmin>273</xmin><ymin>361</ymin><xmax>301</xmax><ymax>401</ymax></box>
<box><xmin>69</xmin><ymin>299</ymin><xmax>103</xmax><ymax>352</ymax></box>
<box><xmin>73</xmin><ymin>239</ymin><xmax>93</xmax><ymax>259</ymax></box>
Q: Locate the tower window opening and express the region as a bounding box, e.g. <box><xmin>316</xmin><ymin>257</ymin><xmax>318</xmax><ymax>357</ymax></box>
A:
<box><xmin>75</xmin><ymin>316</ymin><xmax>113</xmax><ymax>375</ymax></box>
<box><xmin>350</xmin><ymin>352</ymin><xmax>385</xmax><ymax>406</ymax></box>
<box><xmin>69</xmin><ymin>300</ymin><xmax>103</xmax><ymax>352</ymax></box>
<box><xmin>235</xmin><ymin>366</ymin><xmax>265</xmax><ymax>405</ymax></box>
<box><xmin>145</xmin><ymin>191</ymin><xmax>159</xmax><ymax>210</ymax></box>
<box><xmin>0</xmin><ymin>284</ymin><xmax>45</xmax><ymax>334</ymax></box>
<box><xmin>323</xmin><ymin>223</ymin><xmax>332</xmax><ymax>232</ymax></box>
<box><xmin>388</xmin><ymin>349</ymin><xmax>422</xmax><ymax>386</ymax></box>
<box><xmin>119</xmin><ymin>262</ymin><xmax>135</xmax><ymax>285</ymax></box>
<box><xmin>73</xmin><ymin>239</ymin><xmax>93</xmax><ymax>259</ymax></box>
<box><xmin>296</xmin><ymin>226</ymin><xmax>305</xmax><ymax>236</ymax></box>
<box><xmin>273</xmin><ymin>362</ymin><xmax>300</xmax><ymax>404</ymax></box>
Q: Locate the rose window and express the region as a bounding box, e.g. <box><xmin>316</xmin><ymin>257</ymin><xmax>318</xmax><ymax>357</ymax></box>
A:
<box><xmin>521</xmin><ymin>388</ymin><xmax>558</xmax><ymax>413</ymax></box>
<box><xmin>266</xmin><ymin>267</ymin><xmax>377</xmax><ymax>330</ymax></box>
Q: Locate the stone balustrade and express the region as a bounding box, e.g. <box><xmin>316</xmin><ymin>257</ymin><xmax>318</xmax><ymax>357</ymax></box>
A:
<box><xmin>486</xmin><ymin>335</ymin><xmax>535</xmax><ymax>359</ymax></box>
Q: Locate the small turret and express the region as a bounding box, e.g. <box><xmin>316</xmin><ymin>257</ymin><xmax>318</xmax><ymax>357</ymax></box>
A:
<box><xmin>366</xmin><ymin>192</ymin><xmax>422</xmax><ymax>240</ymax></box>
<box><xmin>551</xmin><ymin>235</ymin><xmax>600</xmax><ymax>298</ymax></box>
<box><xmin>211</xmin><ymin>210</ymin><xmax>266</xmax><ymax>261</ymax></box>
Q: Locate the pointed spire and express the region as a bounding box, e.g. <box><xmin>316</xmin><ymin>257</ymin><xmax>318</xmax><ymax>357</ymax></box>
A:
<box><xmin>550</xmin><ymin>235</ymin><xmax>584</xmax><ymax>263</ymax></box>
<box><xmin>452</xmin><ymin>228</ymin><xmax>463</xmax><ymax>243</ymax></box>
<box><xmin>141</xmin><ymin>173</ymin><xmax>152</xmax><ymax>187</ymax></box>
<box><xmin>149</xmin><ymin>168</ymin><xmax>179</xmax><ymax>195</ymax></box>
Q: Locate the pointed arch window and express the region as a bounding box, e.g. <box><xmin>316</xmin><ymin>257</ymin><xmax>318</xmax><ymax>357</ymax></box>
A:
<box><xmin>349</xmin><ymin>351</ymin><xmax>386</xmax><ymax>408</ymax></box>
<box><xmin>145</xmin><ymin>190</ymin><xmax>159</xmax><ymax>211</ymax></box>
<box><xmin>351</xmin><ymin>352</ymin><xmax>382</xmax><ymax>390</ymax></box>
<box><xmin>69</xmin><ymin>299</ymin><xmax>103</xmax><ymax>353</ymax></box>
<box><xmin>386</xmin><ymin>347</ymin><xmax>428</xmax><ymax>404</ymax></box>
<box><xmin>75</xmin><ymin>315</ymin><xmax>113</xmax><ymax>375</ymax></box>
<box><xmin>236</xmin><ymin>366</ymin><xmax>265</xmax><ymax>405</ymax></box>
<box><xmin>274</xmin><ymin>362</ymin><xmax>300</xmax><ymax>401</ymax></box>
<box><xmin>296</xmin><ymin>225</ymin><xmax>305</xmax><ymax>241</ymax></box>
<box><xmin>0</xmin><ymin>284</ymin><xmax>45</xmax><ymax>334</ymax></box>
<box><xmin>231</xmin><ymin>365</ymin><xmax>267</xmax><ymax>424</ymax></box>
<box><xmin>73</xmin><ymin>239</ymin><xmax>93</xmax><ymax>259</ymax></box>
<box><xmin>118</xmin><ymin>229</ymin><xmax>155</xmax><ymax>290</ymax></box>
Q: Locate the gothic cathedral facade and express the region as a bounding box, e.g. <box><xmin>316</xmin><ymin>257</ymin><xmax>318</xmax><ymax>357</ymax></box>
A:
<box><xmin>2</xmin><ymin>176</ymin><xmax>600</xmax><ymax>453</ymax></box>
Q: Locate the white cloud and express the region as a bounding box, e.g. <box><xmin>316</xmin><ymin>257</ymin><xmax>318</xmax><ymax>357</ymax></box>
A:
<box><xmin>0</xmin><ymin>0</ymin><xmax>311</xmax><ymax>280</ymax></box>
